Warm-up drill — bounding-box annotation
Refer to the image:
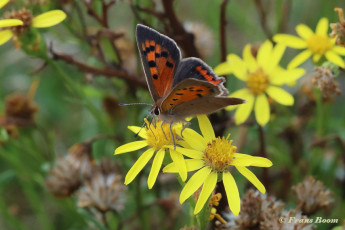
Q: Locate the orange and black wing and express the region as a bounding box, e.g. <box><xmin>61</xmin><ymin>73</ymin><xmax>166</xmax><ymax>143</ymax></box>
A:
<box><xmin>173</xmin><ymin>57</ymin><xmax>228</xmax><ymax>96</ymax></box>
<box><xmin>136</xmin><ymin>24</ymin><xmax>181</xmax><ymax>101</ymax></box>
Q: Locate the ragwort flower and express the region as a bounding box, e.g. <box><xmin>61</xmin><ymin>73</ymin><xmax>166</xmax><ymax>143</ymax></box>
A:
<box><xmin>214</xmin><ymin>41</ymin><xmax>305</xmax><ymax>126</ymax></box>
<box><xmin>0</xmin><ymin>6</ymin><xmax>66</xmax><ymax>46</ymax></box>
<box><xmin>274</xmin><ymin>17</ymin><xmax>345</xmax><ymax>68</ymax></box>
<box><xmin>163</xmin><ymin>115</ymin><xmax>272</xmax><ymax>215</ymax></box>
<box><xmin>114</xmin><ymin>119</ymin><xmax>187</xmax><ymax>189</ymax></box>
<box><xmin>0</xmin><ymin>0</ymin><xmax>23</xmax><ymax>41</ymax></box>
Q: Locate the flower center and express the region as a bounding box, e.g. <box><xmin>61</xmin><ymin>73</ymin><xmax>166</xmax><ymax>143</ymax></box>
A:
<box><xmin>246</xmin><ymin>68</ymin><xmax>269</xmax><ymax>95</ymax></box>
<box><xmin>145</xmin><ymin>119</ymin><xmax>176</xmax><ymax>150</ymax></box>
<box><xmin>306</xmin><ymin>34</ymin><xmax>333</xmax><ymax>55</ymax></box>
<box><xmin>203</xmin><ymin>134</ymin><xmax>237</xmax><ymax>172</ymax></box>
<box><xmin>3</xmin><ymin>9</ymin><xmax>33</xmax><ymax>36</ymax></box>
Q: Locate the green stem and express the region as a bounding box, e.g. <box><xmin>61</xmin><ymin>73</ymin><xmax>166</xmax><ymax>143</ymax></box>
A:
<box><xmin>314</xmin><ymin>88</ymin><xmax>324</xmax><ymax>137</ymax></box>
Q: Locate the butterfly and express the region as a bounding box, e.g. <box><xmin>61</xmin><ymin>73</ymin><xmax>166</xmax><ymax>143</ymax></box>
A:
<box><xmin>136</xmin><ymin>24</ymin><xmax>245</xmax><ymax>143</ymax></box>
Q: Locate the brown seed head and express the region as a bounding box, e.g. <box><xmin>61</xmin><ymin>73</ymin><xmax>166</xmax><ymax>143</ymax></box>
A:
<box><xmin>3</xmin><ymin>8</ymin><xmax>33</xmax><ymax>36</ymax></box>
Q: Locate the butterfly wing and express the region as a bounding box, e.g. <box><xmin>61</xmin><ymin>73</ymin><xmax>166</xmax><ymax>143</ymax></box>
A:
<box><xmin>173</xmin><ymin>57</ymin><xmax>228</xmax><ymax>95</ymax></box>
<box><xmin>136</xmin><ymin>24</ymin><xmax>181</xmax><ymax>101</ymax></box>
<box><xmin>159</xmin><ymin>78</ymin><xmax>245</xmax><ymax>120</ymax></box>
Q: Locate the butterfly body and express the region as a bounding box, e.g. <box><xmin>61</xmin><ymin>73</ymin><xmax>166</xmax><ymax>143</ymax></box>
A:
<box><xmin>136</xmin><ymin>24</ymin><xmax>245</xmax><ymax>124</ymax></box>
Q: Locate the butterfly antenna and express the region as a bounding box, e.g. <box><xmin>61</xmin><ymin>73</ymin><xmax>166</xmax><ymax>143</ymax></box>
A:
<box><xmin>120</xmin><ymin>102</ymin><xmax>153</xmax><ymax>106</ymax></box>
<box><xmin>134</xmin><ymin>113</ymin><xmax>152</xmax><ymax>138</ymax></box>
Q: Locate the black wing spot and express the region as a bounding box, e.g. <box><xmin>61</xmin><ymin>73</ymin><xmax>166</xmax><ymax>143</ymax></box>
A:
<box><xmin>189</xmin><ymin>89</ymin><xmax>195</xmax><ymax>92</ymax></box>
<box><xmin>172</xmin><ymin>98</ymin><xmax>178</xmax><ymax>101</ymax></box>
<box><xmin>196</xmin><ymin>89</ymin><xmax>204</xmax><ymax>92</ymax></box>
<box><xmin>155</xmin><ymin>53</ymin><xmax>161</xmax><ymax>58</ymax></box>
<box><xmin>141</xmin><ymin>51</ymin><xmax>147</xmax><ymax>56</ymax></box>
<box><xmin>148</xmin><ymin>61</ymin><xmax>156</xmax><ymax>67</ymax></box>
<box><xmin>183</xmin><ymin>88</ymin><xmax>187</xmax><ymax>90</ymax></box>
<box><xmin>189</xmin><ymin>87</ymin><xmax>194</xmax><ymax>90</ymax></box>
<box><xmin>150</xmin><ymin>45</ymin><xmax>155</xmax><ymax>51</ymax></box>
<box><xmin>166</xmin><ymin>61</ymin><xmax>174</xmax><ymax>68</ymax></box>
<box><xmin>170</xmin><ymin>103</ymin><xmax>174</xmax><ymax>106</ymax></box>
<box><xmin>197</xmin><ymin>94</ymin><xmax>203</xmax><ymax>98</ymax></box>
<box><xmin>175</xmin><ymin>93</ymin><xmax>184</xmax><ymax>96</ymax></box>
<box><xmin>161</xmin><ymin>51</ymin><xmax>168</xmax><ymax>58</ymax></box>
<box><xmin>152</xmin><ymin>74</ymin><xmax>158</xmax><ymax>80</ymax></box>
<box><xmin>145</xmin><ymin>47</ymin><xmax>151</xmax><ymax>53</ymax></box>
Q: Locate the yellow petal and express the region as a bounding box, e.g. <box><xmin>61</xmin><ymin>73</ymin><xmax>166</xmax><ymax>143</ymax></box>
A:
<box><xmin>273</xmin><ymin>34</ymin><xmax>307</xmax><ymax>49</ymax></box>
<box><xmin>232</xmin><ymin>154</ymin><xmax>273</xmax><ymax>167</ymax></box>
<box><xmin>179</xmin><ymin>167</ymin><xmax>211</xmax><ymax>204</ymax></box>
<box><xmin>257</xmin><ymin>40</ymin><xmax>273</xmax><ymax>72</ymax></box>
<box><xmin>223</xmin><ymin>171</ymin><xmax>240</xmax><ymax>216</ymax></box>
<box><xmin>266</xmin><ymin>86</ymin><xmax>294</xmax><ymax>106</ymax></box>
<box><xmin>312</xmin><ymin>53</ymin><xmax>322</xmax><ymax>63</ymax></box>
<box><xmin>296</xmin><ymin>24</ymin><xmax>314</xmax><ymax>40</ymax></box>
<box><xmin>266</xmin><ymin>44</ymin><xmax>286</xmax><ymax>74</ymax></box>
<box><xmin>166</xmin><ymin>146</ymin><xmax>203</xmax><ymax>159</ymax></box>
<box><xmin>32</xmin><ymin>10</ymin><xmax>66</xmax><ymax>28</ymax></box>
<box><xmin>214</xmin><ymin>62</ymin><xmax>232</xmax><ymax>75</ymax></box>
<box><xmin>333</xmin><ymin>46</ymin><xmax>345</xmax><ymax>55</ymax></box>
<box><xmin>147</xmin><ymin>149</ymin><xmax>165</xmax><ymax>189</ymax></box>
<box><xmin>226</xmin><ymin>88</ymin><xmax>251</xmax><ymax>111</ymax></box>
<box><xmin>227</xmin><ymin>54</ymin><xmax>248</xmax><ymax>81</ymax></box>
<box><xmin>0</xmin><ymin>30</ymin><xmax>13</xmax><ymax>45</ymax></box>
<box><xmin>194</xmin><ymin>172</ymin><xmax>217</xmax><ymax>215</ymax></box>
<box><xmin>170</xmin><ymin>149</ymin><xmax>187</xmax><ymax>182</ymax></box>
<box><xmin>254</xmin><ymin>94</ymin><xmax>270</xmax><ymax>126</ymax></box>
<box><xmin>181</xmin><ymin>128</ymin><xmax>207</xmax><ymax>152</ymax></box>
<box><xmin>234</xmin><ymin>92</ymin><xmax>255</xmax><ymax>125</ymax></box>
<box><xmin>124</xmin><ymin>148</ymin><xmax>155</xmax><ymax>185</ymax></box>
<box><xmin>197</xmin><ymin>115</ymin><xmax>215</xmax><ymax>143</ymax></box>
<box><xmin>0</xmin><ymin>0</ymin><xmax>9</xmax><ymax>9</ymax></box>
<box><xmin>316</xmin><ymin>17</ymin><xmax>329</xmax><ymax>36</ymax></box>
<box><xmin>236</xmin><ymin>166</ymin><xmax>266</xmax><ymax>193</ymax></box>
<box><xmin>325</xmin><ymin>51</ymin><xmax>345</xmax><ymax>68</ymax></box>
<box><xmin>128</xmin><ymin>126</ymin><xmax>147</xmax><ymax>139</ymax></box>
<box><xmin>0</xmin><ymin>19</ymin><xmax>23</xmax><ymax>28</ymax></box>
<box><xmin>163</xmin><ymin>159</ymin><xmax>204</xmax><ymax>173</ymax></box>
<box><xmin>287</xmin><ymin>50</ymin><xmax>312</xmax><ymax>69</ymax></box>
<box><xmin>114</xmin><ymin>140</ymin><xmax>148</xmax><ymax>154</ymax></box>
<box><xmin>269</xmin><ymin>67</ymin><xmax>305</xmax><ymax>85</ymax></box>
<box><xmin>243</xmin><ymin>44</ymin><xmax>258</xmax><ymax>72</ymax></box>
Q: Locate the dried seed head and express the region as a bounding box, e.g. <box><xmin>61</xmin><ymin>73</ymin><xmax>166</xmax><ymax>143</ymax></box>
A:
<box><xmin>45</xmin><ymin>155</ymin><xmax>82</xmax><ymax>197</ymax></box>
<box><xmin>261</xmin><ymin>209</ymin><xmax>316</xmax><ymax>230</ymax></box>
<box><xmin>67</xmin><ymin>143</ymin><xmax>95</xmax><ymax>179</ymax></box>
<box><xmin>233</xmin><ymin>189</ymin><xmax>284</xmax><ymax>229</ymax></box>
<box><xmin>312</xmin><ymin>66</ymin><xmax>341</xmax><ymax>99</ymax></box>
<box><xmin>292</xmin><ymin>176</ymin><xmax>334</xmax><ymax>215</ymax></box>
<box><xmin>5</xmin><ymin>93</ymin><xmax>38</xmax><ymax>127</ymax></box>
<box><xmin>330</xmin><ymin>8</ymin><xmax>345</xmax><ymax>46</ymax></box>
<box><xmin>77</xmin><ymin>172</ymin><xmax>126</xmax><ymax>213</ymax></box>
<box><xmin>3</xmin><ymin>8</ymin><xmax>33</xmax><ymax>36</ymax></box>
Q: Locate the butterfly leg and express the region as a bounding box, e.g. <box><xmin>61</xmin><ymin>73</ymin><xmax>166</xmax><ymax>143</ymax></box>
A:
<box><xmin>169</xmin><ymin>122</ymin><xmax>176</xmax><ymax>150</ymax></box>
<box><xmin>180</xmin><ymin>120</ymin><xmax>191</xmax><ymax>138</ymax></box>
<box><xmin>160</xmin><ymin>120</ymin><xmax>168</xmax><ymax>140</ymax></box>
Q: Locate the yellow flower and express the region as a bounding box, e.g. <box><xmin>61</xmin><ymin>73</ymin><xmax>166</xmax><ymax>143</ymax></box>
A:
<box><xmin>274</xmin><ymin>17</ymin><xmax>345</xmax><ymax>68</ymax></box>
<box><xmin>0</xmin><ymin>8</ymin><xmax>66</xmax><ymax>45</ymax></box>
<box><xmin>0</xmin><ymin>0</ymin><xmax>23</xmax><ymax>45</ymax></box>
<box><xmin>214</xmin><ymin>41</ymin><xmax>305</xmax><ymax>126</ymax></box>
<box><xmin>163</xmin><ymin>115</ymin><xmax>272</xmax><ymax>215</ymax></box>
<box><xmin>114</xmin><ymin>119</ymin><xmax>187</xmax><ymax>189</ymax></box>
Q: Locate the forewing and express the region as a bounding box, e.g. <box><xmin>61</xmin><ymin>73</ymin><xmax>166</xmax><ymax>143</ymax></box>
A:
<box><xmin>136</xmin><ymin>24</ymin><xmax>181</xmax><ymax>101</ymax></box>
<box><xmin>173</xmin><ymin>57</ymin><xmax>228</xmax><ymax>96</ymax></box>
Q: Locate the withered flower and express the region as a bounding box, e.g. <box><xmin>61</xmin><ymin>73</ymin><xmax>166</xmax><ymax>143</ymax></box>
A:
<box><xmin>330</xmin><ymin>8</ymin><xmax>345</xmax><ymax>46</ymax></box>
<box><xmin>312</xmin><ymin>66</ymin><xmax>341</xmax><ymax>99</ymax></box>
<box><xmin>45</xmin><ymin>155</ymin><xmax>82</xmax><ymax>198</ymax></box>
<box><xmin>292</xmin><ymin>176</ymin><xmax>334</xmax><ymax>215</ymax></box>
<box><xmin>77</xmin><ymin>172</ymin><xmax>126</xmax><ymax>213</ymax></box>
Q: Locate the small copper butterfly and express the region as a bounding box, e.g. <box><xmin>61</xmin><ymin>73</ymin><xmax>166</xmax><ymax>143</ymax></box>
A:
<box><xmin>136</xmin><ymin>24</ymin><xmax>245</xmax><ymax>134</ymax></box>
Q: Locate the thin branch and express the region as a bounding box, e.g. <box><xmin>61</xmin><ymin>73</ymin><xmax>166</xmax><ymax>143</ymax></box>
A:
<box><xmin>254</xmin><ymin>0</ymin><xmax>273</xmax><ymax>39</ymax></box>
<box><xmin>220</xmin><ymin>0</ymin><xmax>229</xmax><ymax>63</ymax></box>
<box><xmin>50</xmin><ymin>48</ymin><xmax>147</xmax><ymax>88</ymax></box>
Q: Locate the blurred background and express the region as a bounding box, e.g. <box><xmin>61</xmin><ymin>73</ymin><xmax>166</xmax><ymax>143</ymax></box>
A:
<box><xmin>0</xmin><ymin>0</ymin><xmax>345</xmax><ymax>229</ymax></box>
